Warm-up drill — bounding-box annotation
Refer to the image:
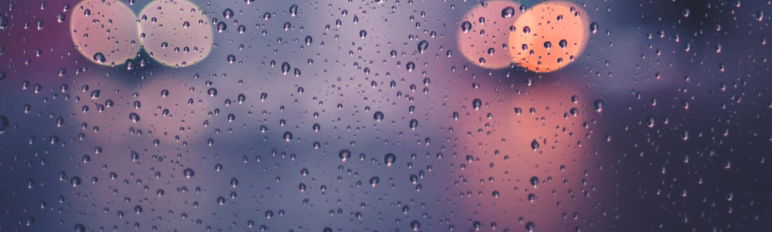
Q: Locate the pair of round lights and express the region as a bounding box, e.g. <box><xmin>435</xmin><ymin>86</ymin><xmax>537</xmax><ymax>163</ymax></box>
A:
<box><xmin>458</xmin><ymin>1</ymin><xmax>591</xmax><ymax>73</ymax></box>
<box><xmin>70</xmin><ymin>0</ymin><xmax>214</xmax><ymax>67</ymax></box>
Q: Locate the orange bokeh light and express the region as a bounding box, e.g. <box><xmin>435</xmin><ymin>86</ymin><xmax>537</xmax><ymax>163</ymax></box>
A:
<box><xmin>508</xmin><ymin>1</ymin><xmax>590</xmax><ymax>72</ymax></box>
<box><xmin>458</xmin><ymin>1</ymin><xmax>522</xmax><ymax>69</ymax></box>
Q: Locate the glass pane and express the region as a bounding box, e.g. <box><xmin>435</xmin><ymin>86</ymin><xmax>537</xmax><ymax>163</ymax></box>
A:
<box><xmin>0</xmin><ymin>0</ymin><xmax>770</xmax><ymax>231</ymax></box>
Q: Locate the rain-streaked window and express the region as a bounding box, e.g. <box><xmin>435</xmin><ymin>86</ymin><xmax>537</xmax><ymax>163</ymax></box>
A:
<box><xmin>0</xmin><ymin>0</ymin><xmax>770</xmax><ymax>231</ymax></box>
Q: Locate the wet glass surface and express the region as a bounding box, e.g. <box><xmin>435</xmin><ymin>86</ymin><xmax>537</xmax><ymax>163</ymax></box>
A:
<box><xmin>0</xmin><ymin>0</ymin><xmax>770</xmax><ymax>231</ymax></box>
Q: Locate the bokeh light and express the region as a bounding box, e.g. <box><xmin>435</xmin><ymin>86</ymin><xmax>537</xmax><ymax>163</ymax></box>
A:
<box><xmin>70</xmin><ymin>0</ymin><xmax>140</xmax><ymax>66</ymax></box>
<box><xmin>508</xmin><ymin>1</ymin><xmax>590</xmax><ymax>72</ymax></box>
<box><xmin>457</xmin><ymin>1</ymin><xmax>522</xmax><ymax>69</ymax></box>
<box><xmin>138</xmin><ymin>0</ymin><xmax>214</xmax><ymax>68</ymax></box>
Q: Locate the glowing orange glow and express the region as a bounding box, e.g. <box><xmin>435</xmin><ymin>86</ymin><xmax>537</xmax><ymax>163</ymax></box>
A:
<box><xmin>458</xmin><ymin>1</ymin><xmax>522</xmax><ymax>69</ymax></box>
<box><xmin>452</xmin><ymin>79</ymin><xmax>603</xmax><ymax>230</ymax></box>
<box><xmin>508</xmin><ymin>1</ymin><xmax>590</xmax><ymax>72</ymax></box>
<box><xmin>70</xmin><ymin>0</ymin><xmax>140</xmax><ymax>66</ymax></box>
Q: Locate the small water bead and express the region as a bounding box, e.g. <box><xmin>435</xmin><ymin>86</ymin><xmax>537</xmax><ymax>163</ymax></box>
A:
<box><xmin>373</xmin><ymin>111</ymin><xmax>384</xmax><ymax>121</ymax></box>
<box><xmin>530</xmin><ymin>176</ymin><xmax>539</xmax><ymax>187</ymax></box>
<box><xmin>417</xmin><ymin>40</ymin><xmax>429</xmax><ymax>54</ymax></box>
<box><xmin>70</xmin><ymin>176</ymin><xmax>81</xmax><ymax>187</ymax></box>
<box><xmin>409</xmin><ymin>119</ymin><xmax>419</xmax><ymax>130</ymax></box>
<box><xmin>410</xmin><ymin>220</ymin><xmax>421</xmax><ymax>231</ymax></box>
<box><xmin>384</xmin><ymin>153</ymin><xmax>396</xmax><ymax>167</ymax></box>
<box><xmin>525</xmin><ymin>222</ymin><xmax>536</xmax><ymax>232</ymax></box>
<box><xmin>593</xmin><ymin>99</ymin><xmax>604</xmax><ymax>112</ymax></box>
<box><xmin>0</xmin><ymin>115</ymin><xmax>9</xmax><ymax>132</ymax></box>
<box><xmin>230</xmin><ymin>178</ymin><xmax>239</xmax><ymax>188</ymax></box>
<box><xmin>682</xmin><ymin>8</ymin><xmax>690</xmax><ymax>18</ymax></box>
<box><xmin>0</xmin><ymin>15</ymin><xmax>8</xmax><ymax>30</ymax></box>
<box><xmin>530</xmin><ymin>139</ymin><xmax>540</xmax><ymax>151</ymax></box>
<box><xmin>130</xmin><ymin>151</ymin><xmax>140</xmax><ymax>162</ymax></box>
<box><xmin>406</xmin><ymin>62</ymin><xmax>416</xmax><ymax>72</ymax></box>
<box><xmin>460</xmin><ymin>21</ymin><xmax>472</xmax><ymax>33</ymax></box>
<box><xmin>217</xmin><ymin>22</ymin><xmax>227</xmax><ymax>32</ymax></box>
<box><xmin>91</xmin><ymin>52</ymin><xmax>107</xmax><ymax>64</ymax></box>
<box><xmin>545</xmin><ymin>41</ymin><xmax>556</xmax><ymax>50</ymax></box>
<box><xmin>288</xmin><ymin>4</ymin><xmax>299</xmax><ymax>16</ymax></box>
<box><xmin>183</xmin><ymin>168</ymin><xmax>195</xmax><ymax>178</ymax></box>
<box><xmin>281</xmin><ymin>62</ymin><xmax>291</xmax><ymax>75</ymax></box>
<box><xmin>74</xmin><ymin>224</ymin><xmax>86</xmax><ymax>232</ymax></box>
<box><xmin>237</xmin><ymin>94</ymin><xmax>246</xmax><ymax>104</ymax></box>
<box><xmin>129</xmin><ymin>112</ymin><xmax>140</xmax><ymax>122</ymax></box>
<box><xmin>590</xmin><ymin>22</ymin><xmax>599</xmax><ymax>34</ymax></box>
<box><xmin>369</xmin><ymin>176</ymin><xmax>380</xmax><ymax>187</ymax></box>
<box><xmin>339</xmin><ymin>149</ymin><xmax>352</xmax><ymax>162</ymax></box>
<box><xmin>501</xmin><ymin>6</ymin><xmax>516</xmax><ymax>18</ymax></box>
<box><xmin>222</xmin><ymin>8</ymin><xmax>234</xmax><ymax>19</ymax></box>
<box><xmin>472</xmin><ymin>98</ymin><xmax>482</xmax><ymax>110</ymax></box>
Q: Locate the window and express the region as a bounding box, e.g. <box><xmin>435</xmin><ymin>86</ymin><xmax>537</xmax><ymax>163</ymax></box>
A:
<box><xmin>0</xmin><ymin>0</ymin><xmax>769</xmax><ymax>231</ymax></box>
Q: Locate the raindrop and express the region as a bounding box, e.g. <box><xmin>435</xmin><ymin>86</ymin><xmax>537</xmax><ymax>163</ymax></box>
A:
<box><xmin>289</xmin><ymin>4</ymin><xmax>299</xmax><ymax>17</ymax></box>
<box><xmin>472</xmin><ymin>98</ymin><xmax>482</xmax><ymax>110</ymax></box>
<box><xmin>384</xmin><ymin>153</ymin><xmax>396</xmax><ymax>167</ymax></box>
<box><xmin>593</xmin><ymin>99</ymin><xmax>604</xmax><ymax>112</ymax></box>
<box><xmin>373</xmin><ymin>111</ymin><xmax>384</xmax><ymax>121</ymax></box>
<box><xmin>590</xmin><ymin>22</ymin><xmax>599</xmax><ymax>34</ymax></box>
<box><xmin>501</xmin><ymin>7</ymin><xmax>516</xmax><ymax>18</ymax></box>
<box><xmin>183</xmin><ymin>168</ymin><xmax>195</xmax><ymax>178</ymax></box>
<box><xmin>525</xmin><ymin>221</ymin><xmax>536</xmax><ymax>232</ymax></box>
<box><xmin>223</xmin><ymin>8</ymin><xmax>234</xmax><ymax>19</ymax></box>
<box><xmin>339</xmin><ymin>149</ymin><xmax>352</xmax><ymax>162</ymax></box>
<box><xmin>530</xmin><ymin>176</ymin><xmax>539</xmax><ymax>187</ymax></box>
<box><xmin>409</xmin><ymin>119</ymin><xmax>419</xmax><ymax>130</ymax></box>
<box><xmin>460</xmin><ymin>21</ymin><xmax>472</xmax><ymax>33</ymax></box>
<box><xmin>417</xmin><ymin>40</ymin><xmax>429</xmax><ymax>54</ymax></box>
<box><xmin>129</xmin><ymin>113</ymin><xmax>140</xmax><ymax>123</ymax></box>
<box><xmin>530</xmin><ymin>139</ymin><xmax>540</xmax><ymax>151</ymax></box>
<box><xmin>369</xmin><ymin>176</ymin><xmax>380</xmax><ymax>187</ymax></box>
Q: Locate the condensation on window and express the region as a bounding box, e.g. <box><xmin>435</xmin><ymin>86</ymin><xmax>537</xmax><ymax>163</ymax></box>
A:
<box><xmin>0</xmin><ymin>0</ymin><xmax>770</xmax><ymax>231</ymax></box>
